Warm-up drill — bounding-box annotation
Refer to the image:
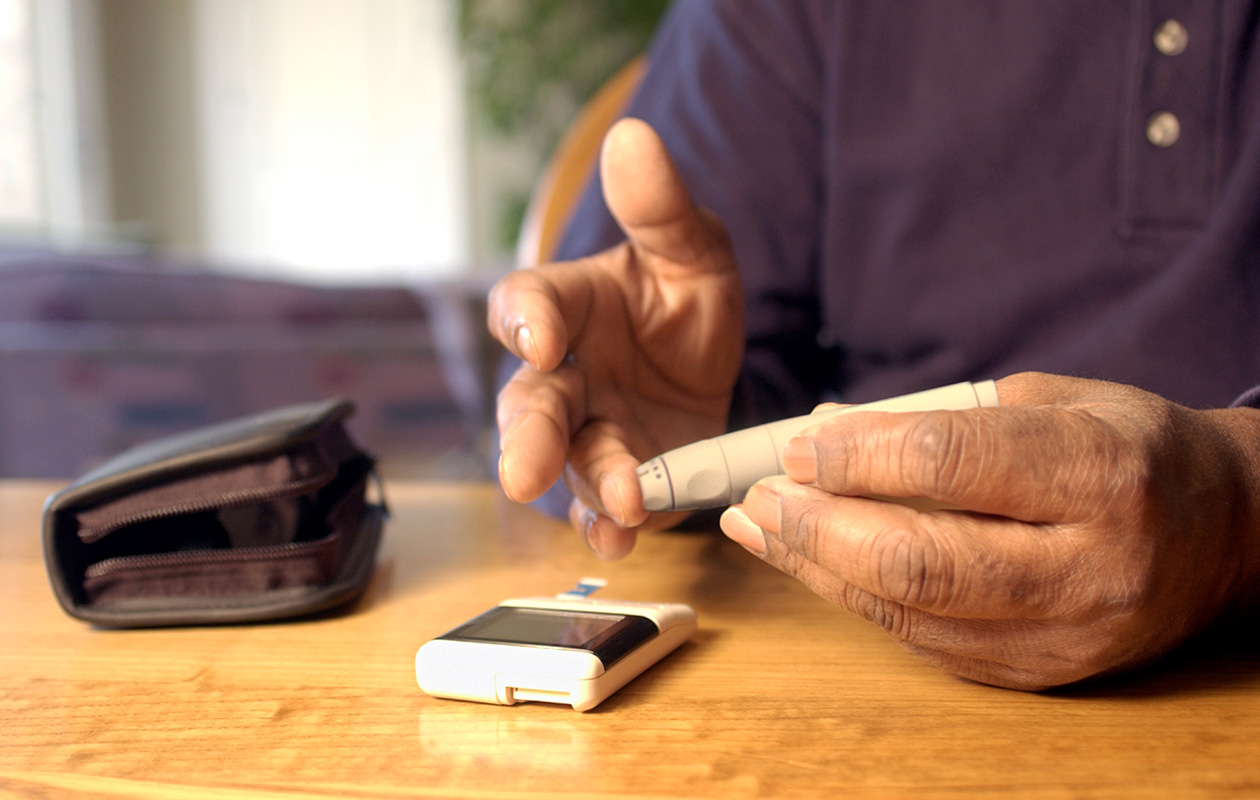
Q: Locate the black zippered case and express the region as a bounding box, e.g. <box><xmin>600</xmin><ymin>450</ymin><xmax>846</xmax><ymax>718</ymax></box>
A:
<box><xmin>42</xmin><ymin>399</ymin><xmax>386</xmax><ymax>628</ymax></box>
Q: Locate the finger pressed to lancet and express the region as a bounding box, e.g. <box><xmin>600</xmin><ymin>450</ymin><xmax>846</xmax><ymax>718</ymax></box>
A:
<box><xmin>795</xmin><ymin>406</ymin><xmax>1130</xmax><ymax>524</ymax></box>
<box><xmin>568</xmin><ymin>497</ymin><xmax>639</xmax><ymax>561</ymax></box>
<box><xmin>564</xmin><ymin>419</ymin><xmax>649</xmax><ymax>529</ymax></box>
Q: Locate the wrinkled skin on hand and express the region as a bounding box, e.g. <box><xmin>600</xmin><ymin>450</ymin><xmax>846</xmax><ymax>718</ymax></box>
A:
<box><xmin>488</xmin><ymin>122</ymin><xmax>1260</xmax><ymax>691</ymax></box>
<box><xmin>721</xmin><ymin>372</ymin><xmax>1260</xmax><ymax>690</ymax></box>
<box><xmin>489</xmin><ymin>118</ymin><xmax>744</xmax><ymax>560</ymax></box>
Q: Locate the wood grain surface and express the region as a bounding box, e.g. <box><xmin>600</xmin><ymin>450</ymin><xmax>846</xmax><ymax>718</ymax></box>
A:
<box><xmin>2</xmin><ymin>479</ymin><xmax>1258</xmax><ymax>799</ymax></box>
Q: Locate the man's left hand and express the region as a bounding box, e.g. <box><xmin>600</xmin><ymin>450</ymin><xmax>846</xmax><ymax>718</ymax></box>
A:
<box><xmin>721</xmin><ymin>372</ymin><xmax>1260</xmax><ymax>689</ymax></box>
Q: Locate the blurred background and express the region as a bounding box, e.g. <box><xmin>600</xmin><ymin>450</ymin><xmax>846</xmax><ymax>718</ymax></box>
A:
<box><xmin>0</xmin><ymin>0</ymin><xmax>666</xmax><ymax>481</ymax></box>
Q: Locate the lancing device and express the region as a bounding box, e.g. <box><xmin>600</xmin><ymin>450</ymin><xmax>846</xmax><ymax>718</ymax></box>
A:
<box><xmin>636</xmin><ymin>380</ymin><xmax>1000</xmax><ymax>512</ymax></box>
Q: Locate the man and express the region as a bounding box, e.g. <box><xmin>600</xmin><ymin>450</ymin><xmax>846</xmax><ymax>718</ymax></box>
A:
<box><xmin>488</xmin><ymin>1</ymin><xmax>1260</xmax><ymax>690</ymax></box>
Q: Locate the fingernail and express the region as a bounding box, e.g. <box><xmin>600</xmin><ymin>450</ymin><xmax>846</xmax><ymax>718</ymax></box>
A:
<box><xmin>782</xmin><ymin>437</ymin><xmax>819</xmax><ymax>483</ymax></box>
<box><xmin>513</xmin><ymin>322</ymin><xmax>538</xmax><ymax>368</ymax></box>
<box><xmin>495</xmin><ymin>446</ymin><xmax>522</xmax><ymax>502</ymax></box>
<box><xmin>720</xmin><ymin>507</ymin><xmax>766</xmax><ymax>555</ymax></box>
<box><xmin>496</xmin><ymin>449</ymin><xmax>508</xmax><ymax>487</ymax></box>
<box><xmin>579</xmin><ymin>506</ymin><xmax>603</xmax><ymax>555</ymax></box>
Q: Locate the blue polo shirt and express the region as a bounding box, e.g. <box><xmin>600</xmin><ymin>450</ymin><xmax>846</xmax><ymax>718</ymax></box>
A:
<box><xmin>554</xmin><ymin>0</ymin><xmax>1260</xmax><ymax>425</ymax></box>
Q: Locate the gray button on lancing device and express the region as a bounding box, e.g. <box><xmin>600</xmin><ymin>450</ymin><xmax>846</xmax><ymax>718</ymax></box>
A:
<box><xmin>636</xmin><ymin>380</ymin><xmax>1000</xmax><ymax>512</ymax></box>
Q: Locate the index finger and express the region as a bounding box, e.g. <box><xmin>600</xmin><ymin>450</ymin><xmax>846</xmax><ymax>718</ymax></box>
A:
<box><xmin>487</xmin><ymin>261</ymin><xmax>599</xmax><ymax>373</ymax></box>
<box><xmin>792</xmin><ymin>405</ymin><xmax>1134</xmax><ymax>524</ymax></box>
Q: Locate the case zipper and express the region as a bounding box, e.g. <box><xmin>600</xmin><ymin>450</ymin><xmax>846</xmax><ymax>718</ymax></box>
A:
<box><xmin>76</xmin><ymin>472</ymin><xmax>332</xmax><ymax>544</ymax></box>
<box><xmin>83</xmin><ymin>535</ymin><xmax>333</xmax><ymax>580</ymax></box>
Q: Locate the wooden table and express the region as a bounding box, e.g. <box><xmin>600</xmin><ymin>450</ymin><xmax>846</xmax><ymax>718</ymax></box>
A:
<box><xmin>2</xmin><ymin>479</ymin><xmax>1259</xmax><ymax>799</ymax></box>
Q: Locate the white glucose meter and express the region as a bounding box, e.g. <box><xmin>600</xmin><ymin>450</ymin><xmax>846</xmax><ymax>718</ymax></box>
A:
<box><xmin>415</xmin><ymin>595</ymin><xmax>696</xmax><ymax>711</ymax></box>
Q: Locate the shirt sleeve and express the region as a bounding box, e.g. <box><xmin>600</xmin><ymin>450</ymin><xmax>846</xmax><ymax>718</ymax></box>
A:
<box><xmin>1232</xmin><ymin>386</ymin><xmax>1260</xmax><ymax>409</ymax></box>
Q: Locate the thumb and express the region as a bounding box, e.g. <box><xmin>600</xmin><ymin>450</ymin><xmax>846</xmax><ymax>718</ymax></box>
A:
<box><xmin>601</xmin><ymin>118</ymin><xmax>729</xmax><ymax>272</ymax></box>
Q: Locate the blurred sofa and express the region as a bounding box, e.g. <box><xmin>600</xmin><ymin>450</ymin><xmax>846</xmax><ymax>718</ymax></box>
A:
<box><xmin>0</xmin><ymin>247</ymin><xmax>500</xmax><ymax>480</ymax></box>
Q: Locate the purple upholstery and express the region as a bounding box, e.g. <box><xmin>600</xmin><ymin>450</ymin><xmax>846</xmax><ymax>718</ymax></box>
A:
<box><xmin>0</xmin><ymin>249</ymin><xmax>497</xmax><ymax>479</ymax></box>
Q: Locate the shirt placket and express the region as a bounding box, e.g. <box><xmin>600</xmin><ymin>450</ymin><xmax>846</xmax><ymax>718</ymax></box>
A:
<box><xmin>1121</xmin><ymin>0</ymin><xmax>1220</xmax><ymax>230</ymax></box>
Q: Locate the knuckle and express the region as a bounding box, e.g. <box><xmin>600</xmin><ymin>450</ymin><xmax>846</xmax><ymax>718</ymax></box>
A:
<box><xmin>859</xmin><ymin>523</ymin><xmax>957</xmax><ymax>611</ymax></box>
<box><xmin>899</xmin><ymin>411</ymin><xmax>980</xmax><ymax>499</ymax></box>
<box><xmin>783</xmin><ymin>501</ymin><xmax>829</xmax><ymax>564</ymax></box>
<box><xmin>487</xmin><ymin>272</ymin><xmax>534</xmax><ymax>320</ymax></box>
<box><xmin>1049</xmin><ymin>410</ymin><xmax>1153</xmax><ymax>521</ymax></box>
<box><xmin>777</xmin><ymin>546</ymin><xmax>813</xmax><ymax>585</ymax></box>
<box><xmin>1056</xmin><ymin>551</ymin><xmax>1139</xmax><ymax>616</ymax></box>
<box><xmin>843</xmin><ymin>584</ymin><xmax>915</xmax><ymax>641</ymax></box>
<box><xmin>494</xmin><ymin>372</ymin><xmax>532</xmax><ymax>423</ymax></box>
<box><xmin>523</xmin><ymin>388</ymin><xmax>568</xmax><ymax>429</ymax></box>
<box><xmin>1109</xmin><ymin>438</ymin><xmax>1159</xmax><ymax>519</ymax></box>
<box><xmin>485</xmin><ymin>276</ymin><xmax>512</xmax><ymax>321</ymax></box>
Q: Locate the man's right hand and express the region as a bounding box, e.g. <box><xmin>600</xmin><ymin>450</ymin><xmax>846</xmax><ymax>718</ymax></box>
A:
<box><xmin>488</xmin><ymin>118</ymin><xmax>744</xmax><ymax>560</ymax></box>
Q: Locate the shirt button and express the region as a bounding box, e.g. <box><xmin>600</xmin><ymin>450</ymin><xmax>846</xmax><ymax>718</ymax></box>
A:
<box><xmin>1154</xmin><ymin>19</ymin><xmax>1188</xmax><ymax>56</ymax></box>
<box><xmin>1146</xmin><ymin>111</ymin><xmax>1181</xmax><ymax>147</ymax></box>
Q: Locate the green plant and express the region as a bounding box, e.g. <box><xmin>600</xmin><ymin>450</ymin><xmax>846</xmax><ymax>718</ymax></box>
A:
<box><xmin>458</xmin><ymin>0</ymin><xmax>670</xmax><ymax>252</ymax></box>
